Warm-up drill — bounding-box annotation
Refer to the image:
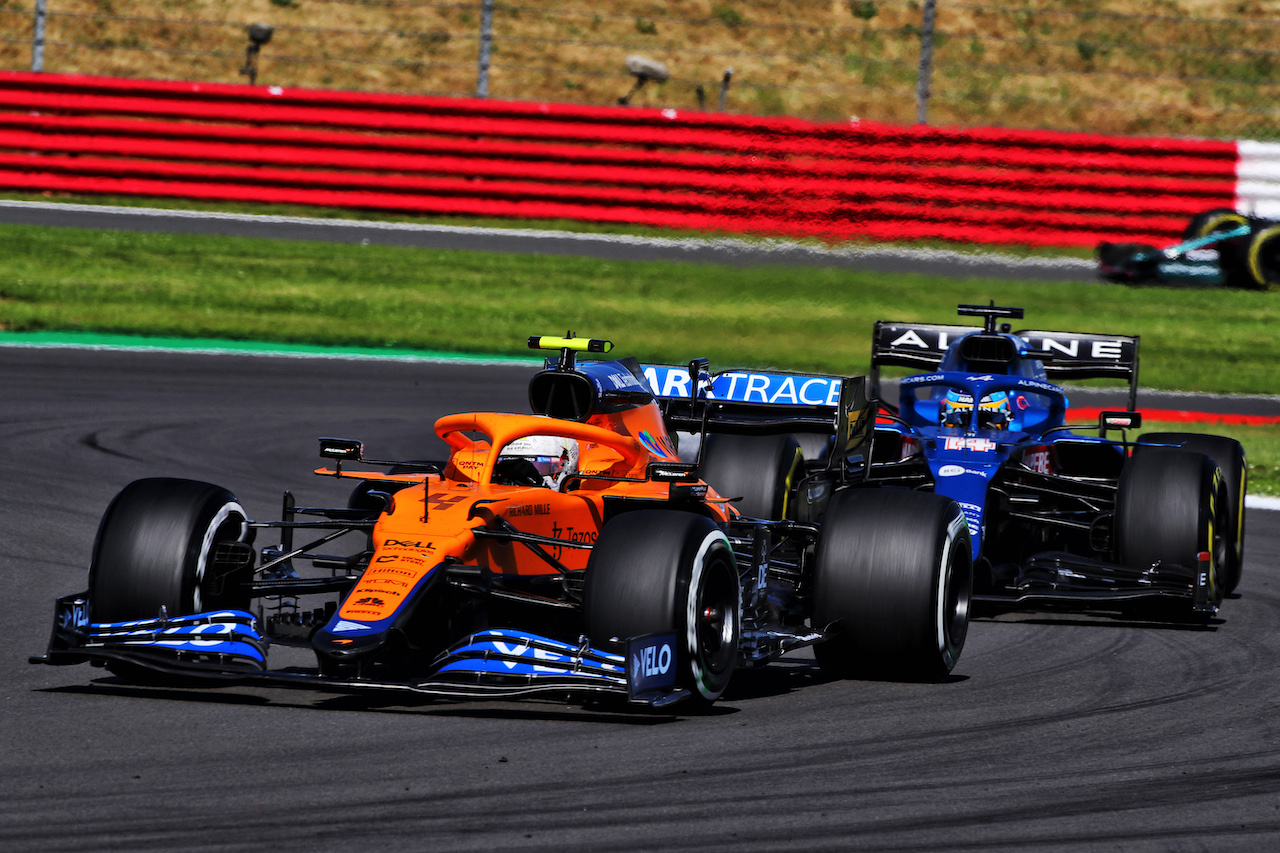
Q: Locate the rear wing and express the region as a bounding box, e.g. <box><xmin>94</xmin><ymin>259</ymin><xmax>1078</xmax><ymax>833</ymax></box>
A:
<box><xmin>870</xmin><ymin>321</ymin><xmax>1141</xmax><ymax>411</ymax></box>
<box><xmin>871</xmin><ymin>322</ymin><xmax>976</xmax><ymax>374</ymax></box>
<box><xmin>1016</xmin><ymin>329</ymin><xmax>1140</xmax><ymax>409</ymax></box>
<box><xmin>642</xmin><ymin>364</ymin><xmax>872</xmax><ymax>476</ymax></box>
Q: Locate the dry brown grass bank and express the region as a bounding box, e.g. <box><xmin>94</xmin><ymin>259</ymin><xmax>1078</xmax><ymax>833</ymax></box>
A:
<box><xmin>1</xmin><ymin>1</ymin><xmax>1278</xmax><ymax>138</ymax></box>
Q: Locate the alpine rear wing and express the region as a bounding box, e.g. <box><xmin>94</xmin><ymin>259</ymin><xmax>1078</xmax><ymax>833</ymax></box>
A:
<box><xmin>871</xmin><ymin>321</ymin><xmax>978</xmax><ymax>372</ymax></box>
<box><xmin>642</xmin><ymin>364</ymin><xmax>873</xmax><ymax>476</ymax></box>
<box><xmin>1016</xmin><ymin>329</ymin><xmax>1140</xmax><ymax>411</ymax></box>
<box><xmin>870</xmin><ymin>320</ymin><xmax>1140</xmax><ymax>411</ymax></box>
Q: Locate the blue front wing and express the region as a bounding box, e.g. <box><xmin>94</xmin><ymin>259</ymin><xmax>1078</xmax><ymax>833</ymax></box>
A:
<box><xmin>33</xmin><ymin>595</ymin><xmax>681</xmax><ymax>705</ymax></box>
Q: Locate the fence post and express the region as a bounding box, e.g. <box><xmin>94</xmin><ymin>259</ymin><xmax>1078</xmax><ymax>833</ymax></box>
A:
<box><xmin>32</xmin><ymin>0</ymin><xmax>47</xmax><ymax>72</ymax></box>
<box><xmin>718</xmin><ymin>67</ymin><xmax>733</xmax><ymax>112</ymax></box>
<box><xmin>915</xmin><ymin>0</ymin><xmax>936</xmax><ymax>124</ymax></box>
<box><xmin>475</xmin><ymin>0</ymin><xmax>493</xmax><ymax>98</ymax></box>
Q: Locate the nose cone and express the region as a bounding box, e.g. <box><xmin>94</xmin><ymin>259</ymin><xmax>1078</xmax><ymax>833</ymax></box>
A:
<box><xmin>311</xmin><ymin>617</ymin><xmax>389</xmax><ymax>663</ymax></box>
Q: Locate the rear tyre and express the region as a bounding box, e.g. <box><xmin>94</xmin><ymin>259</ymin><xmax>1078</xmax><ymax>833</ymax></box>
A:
<box><xmin>699</xmin><ymin>433</ymin><xmax>803</xmax><ymax>520</ymax></box>
<box><xmin>812</xmin><ymin>489</ymin><xmax>972</xmax><ymax>681</ymax></box>
<box><xmin>1116</xmin><ymin>449</ymin><xmax>1227</xmax><ymax>617</ymax></box>
<box><xmin>583</xmin><ymin>511</ymin><xmax>739</xmax><ymax>703</ymax></box>
<box><xmin>1137</xmin><ymin>433</ymin><xmax>1246</xmax><ymax>594</ymax></box>
<box><xmin>89</xmin><ymin>478</ymin><xmax>251</xmax><ymax>624</ymax></box>
<box><xmin>1246</xmin><ymin>223</ymin><xmax>1280</xmax><ymax>289</ymax></box>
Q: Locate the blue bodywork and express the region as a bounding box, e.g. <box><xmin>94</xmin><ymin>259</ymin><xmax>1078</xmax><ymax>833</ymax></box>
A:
<box><xmin>866</xmin><ymin>303</ymin><xmax>1218</xmax><ymax>616</ymax></box>
<box><xmin>890</xmin><ymin>358</ymin><xmax>1079</xmax><ymax>561</ymax></box>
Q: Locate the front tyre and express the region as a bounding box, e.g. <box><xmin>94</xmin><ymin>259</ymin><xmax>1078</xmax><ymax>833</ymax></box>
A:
<box><xmin>1137</xmin><ymin>433</ymin><xmax>1246</xmax><ymax>594</ymax></box>
<box><xmin>583</xmin><ymin>511</ymin><xmax>740</xmax><ymax>703</ymax></box>
<box><xmin>1116</xmin><ymin>448</ymin><xmax>1227</xmax><ymax>617</ymax></box>
<box><xmin>89</xmin><ymin>478</ymin><xmax>251</xmax><ymax>623</ymax></box>
<box><xmin>812</xmin><ymin>489</ymin><xmax>972</xmax><ymax>681</ymax></box>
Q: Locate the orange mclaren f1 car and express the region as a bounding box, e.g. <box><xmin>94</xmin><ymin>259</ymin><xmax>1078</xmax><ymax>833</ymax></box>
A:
<box><xmin>33</xmin><ymin>336</ymin><xmax>972</xmax><ymax>708</ymax></box>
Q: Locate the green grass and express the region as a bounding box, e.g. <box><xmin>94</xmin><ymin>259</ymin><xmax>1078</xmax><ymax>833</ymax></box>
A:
<box><xmin>0</xmin><ymin>223</ymin><xmax>1272</xmax><ymax>391</ymax></box>
<box><xmin>1139</xmin><ymin>421</ymin><xmax>1280</xmax><ymax>498</ymax></box>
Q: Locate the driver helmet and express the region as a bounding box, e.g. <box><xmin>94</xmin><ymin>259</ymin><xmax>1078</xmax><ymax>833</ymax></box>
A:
<box><xmin>942</xmin><ymin>390</ymin><xmax>1011</xmax><ymax>430</ymax></box>
<box><xmin>497</xmin><ymin>434</ymin><xmax>579</xmax><ymax>488</ymax></box>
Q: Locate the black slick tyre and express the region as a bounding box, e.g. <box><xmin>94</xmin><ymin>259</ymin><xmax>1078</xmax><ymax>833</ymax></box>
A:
<box><xmin>812</xmin><ymin>489</ymin><xmax>972</xmax><ymax>681</ymax></box>
<box><xmin>1116</xmin><ymin>448</ymin><xmax>1227</xmax><ymax>617</ymax></box>
<box><xmin>89</xmin><ymin>478</ymin><xmax>250</xmax><ymax>623</ymax></box>
<box><xmin>583</xmin><ymin>510</ymin><xmax>739</xmax><ymax>703</ymax></box>
<box><xmin>1136</xmin><ymin>433</ymin><xmax>1246</xmax><ymax>594</ymax></box>
<box><xmin>699</xmin><ymin>433</ymin><xmax>803</xmax><ymax>520</ymax></box>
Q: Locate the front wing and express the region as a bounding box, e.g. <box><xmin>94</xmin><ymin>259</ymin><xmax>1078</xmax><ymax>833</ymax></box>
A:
<box><xmin>974</xmin><ymin>551</ymin><xmax>1218</xmax><ymax>616</ymax></box>
<box><xmin>31</xmin><ymin>595</ymin><xmax>685</xmax><ymax>706</ymax></box>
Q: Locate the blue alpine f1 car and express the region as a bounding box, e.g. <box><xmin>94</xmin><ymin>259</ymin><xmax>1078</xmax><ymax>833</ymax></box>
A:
<box><xmin>863</xmin><ymin>303</ymin><xmax>1247</xmax><ymax>621</ymax></box>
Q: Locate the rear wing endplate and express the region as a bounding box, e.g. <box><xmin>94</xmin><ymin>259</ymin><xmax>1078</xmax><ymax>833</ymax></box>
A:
<box><xmin>871</xmin><ymin>322</ymin><xmax>975</xmax><ymax>373</ymax></box>
<box><xmin>1016</xmin><ymin>330</ymin><xmax>1140</xmax><ymax>411</ymax></box>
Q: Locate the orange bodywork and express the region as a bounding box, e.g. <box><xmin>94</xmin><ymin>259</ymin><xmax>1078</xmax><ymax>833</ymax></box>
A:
<box><xmin>316</xmin><ymin>402</ymin><xmax>734</xmax><ymax>625</ymax></box>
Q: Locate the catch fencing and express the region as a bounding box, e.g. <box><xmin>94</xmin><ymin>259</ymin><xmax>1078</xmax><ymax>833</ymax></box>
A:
<box><xmin>0</xmin><ymin>71</ymin><xmax>1256</xmax><ymax>247</ymax></box>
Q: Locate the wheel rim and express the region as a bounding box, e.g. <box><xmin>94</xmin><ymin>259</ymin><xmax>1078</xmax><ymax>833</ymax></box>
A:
<box><xmin>694</xmin><ymin>553</ymin><xmax>738</xmax><ymax>680</ymax></box>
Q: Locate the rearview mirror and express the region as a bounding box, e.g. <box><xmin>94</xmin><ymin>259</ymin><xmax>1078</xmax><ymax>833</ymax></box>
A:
<box><xmin>318</xmin><ymin>437</ymin><xmax>364</xmax><ymax>461</ymax></box>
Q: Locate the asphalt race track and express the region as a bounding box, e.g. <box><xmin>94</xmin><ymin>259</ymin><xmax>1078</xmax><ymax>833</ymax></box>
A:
<box><xmin>0</xmin><ymin>200</ymin><xmax>1097</xmax><ymax>282</ymax></box>
<box><xmin>4</xmin><ymin>346</ymin><xmax>1280</xmax><ymax>852</ymax></box>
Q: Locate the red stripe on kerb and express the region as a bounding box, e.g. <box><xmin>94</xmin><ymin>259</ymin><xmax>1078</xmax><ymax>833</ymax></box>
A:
<box><xmin>1074</xmin><ymin>407</ymin><xmax>1280</xmax><ymax>427</ymax></box>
